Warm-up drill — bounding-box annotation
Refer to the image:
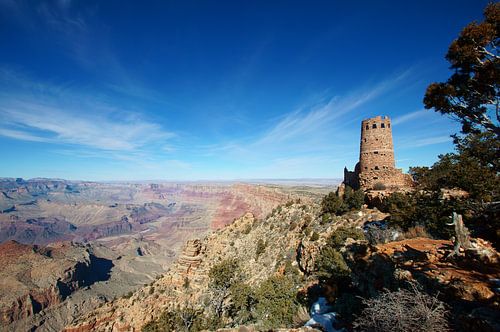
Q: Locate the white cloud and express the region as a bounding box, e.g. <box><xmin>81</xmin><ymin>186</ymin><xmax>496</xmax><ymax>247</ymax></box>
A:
<box><xmin>256</xmin><ymin>71</ymin><xmax>411</xmax><ymax>147</ymax></box>
<box><xmin>407</xmin><ymin>135</ymin><xmax>452</xmax><ymax>147</ymax></box>
<box><xmin>392</xmin><ymin>109</ymin><xmax>428</xmax><ymax>125</ymax></box>
<box><xmin>0</xmin><ymin>72</ymin><xmax>175</xmax><ymax>152</ymax></box>
<box><xmin>200</xmin><ymin>70</ymin><xmax>411</xmax><ymax>161</ymax></box>
<box><xmin>0</xmin><ymin>128</ymin><xmax>51</xmax><ymax>143</ymax></box>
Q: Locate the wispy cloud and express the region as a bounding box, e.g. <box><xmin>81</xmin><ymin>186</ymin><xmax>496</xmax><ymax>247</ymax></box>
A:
<box><xmin>392</xmin><ymin>109</ymin><xmax>428</xmax><ymax>125</ymax></box>
<box><xmin>0</xmin><ymin>71</ymin><xmax>174</xmax><ymax>152</ymax></box>
<box><xmin>258</xmin><ymin>70</ymin><xmax>411</xmax><ymax>146</ymax></box>
<box><xmin>201</xmin><ymin>70</ymin><xmax>412</xmax><ymax>160</ymax></box>
<box><xmin>0</xmin><ymin>127</ymin><xmax>52</xmax><ymax>143</ymax></box>
<box><xmin>402</xmin><ymin>135</ymin><xmax>452</xmax><ymax>148</ymax></box>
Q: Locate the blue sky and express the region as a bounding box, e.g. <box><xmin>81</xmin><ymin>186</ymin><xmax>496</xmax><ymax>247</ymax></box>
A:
<box><xmin>0</xmin><ymin>0</ymin><xmax>490</xmax><ymax>181</ymax></box>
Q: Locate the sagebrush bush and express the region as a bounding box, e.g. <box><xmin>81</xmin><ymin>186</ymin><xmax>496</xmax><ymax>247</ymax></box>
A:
<box><xmin>321</xmin><ymin>186</ymin><xmax>364</xmax><ymax>216</ymax></box>
<box><xmin>353</xmin><ymin>284</ymin><xmax>449</xmax><ymax>332</ymax></box>
<box><xmin>321</xmin><ymin>213</ymin><xmax>331</xmax><ymax>225</ymax></box>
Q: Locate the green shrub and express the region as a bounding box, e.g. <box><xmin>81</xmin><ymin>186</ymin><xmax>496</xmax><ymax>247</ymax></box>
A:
<box><xmin>209</xmin><ymin>258</ymin><xmax>240</xmax><ymax>290</ymax></box>
<box><xmin>255</xmin><ymin>239</ymin><xmax>266</xmax><ymax>259</ymax></box>
<box><xmin>310</xmin><ymin>231</ymin><xmax>320</xmax><ymax>241</ymax></box>
<box><xmin>242</xmin><ymin>224</ymin><xmax>252</xmax><ymax>234</ymax></box>
<box><xmin>229</xmin><ymin>282</ymin><xmax>256</xmax><ymax>324</ymax></box>
<box><xmin>183</xmin><ymin>277</ymin><xmax>190</xmax><ymax>289</ymax></box>
<box><xmin>379</xmin><ymin>192</ymin><xmax>416</xmax><ymax>229</ymax></box>
<box><xmin>343</xmin><ymin>186</ymin><xmax>365</xmax><ymax>210</ymax></box>
<box><xmin>328</xmin><ymin>226</ymin><xmax>365</xmax><ymax>249</ymax></box>
<box><xmin>254</xmin><ymin>276</ymin><xmax>299</xmax><ymax>329</ymax></box>
<box><xmin>143</xmin><ymin>310</ymin><xmax>179</xmax><ymax>332</ymax></box>
<box><xmin>321</xmin><ymin>214</ymin><xmax>331</xmax><ymax>225</ymax></box>
<box><xmin>321</xmin><ymin>192</ymin><xmax>347</xmax><ymax>215</ymax></box>
<box><xmin>314</xmin><ymin>246</ymin><xmax>350</xmax><ymax>280</ymax></box>
<box><xmin>380</xmin><ymin>191</ymin><xmax>463</xmax><ymax>239</ymax></box>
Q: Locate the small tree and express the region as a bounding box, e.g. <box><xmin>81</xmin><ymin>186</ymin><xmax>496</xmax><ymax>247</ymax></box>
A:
<box><xmin>208</xmin><ymin>259</ymin><xmax>241</xmax><ymax>318</ymax></box>
<box><xmin>424</xmin><ymin>3</ymin><xmax>500</xmax><ymax>137</ymax></box>
<box><xmin>379</xmin><ymin>192</ymin><xmax>417</xmax><ymax>229</ymax></box>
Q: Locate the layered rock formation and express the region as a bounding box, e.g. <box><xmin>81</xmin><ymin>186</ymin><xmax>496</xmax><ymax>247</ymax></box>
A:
<box><xmin>65</xmin><ymin>200</ymin><xmax>500</xmax><ymax>331</ymax></box>
<box><xmin>176</xmin><ymin>239</ymin><xmax>204</xmax><ymax>276</ymax></box>
<box><xmin>63</xmin><ymin>205</ymin><xmax>393</xmax><ymax>331</ymax></box>
<box><xmin>0</xmin><ymin>241</ymin><xmax>112</xmax><ymax>326</ymax></box>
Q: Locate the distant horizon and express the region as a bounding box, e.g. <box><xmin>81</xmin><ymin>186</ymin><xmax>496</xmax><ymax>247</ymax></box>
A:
<box><xmin>1</xmin><ymin>176</ymin><xmax>342</xmax><ymax>185</ymax></box>
<box><xmin>1</xmin><ymin>1</ymin><xmax>486</xmax><ymax>180</ymax></box>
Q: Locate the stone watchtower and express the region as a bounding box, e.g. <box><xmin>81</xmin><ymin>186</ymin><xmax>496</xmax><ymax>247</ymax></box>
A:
<box><xmin>359</xmin><ymin>116</ymin><xmax>395</xmax><ymax>173</ymax></box>
<box><xmin>344</xmin><ymin>115</ymin><xmax>413</xmax><ymax>191</ymax></box>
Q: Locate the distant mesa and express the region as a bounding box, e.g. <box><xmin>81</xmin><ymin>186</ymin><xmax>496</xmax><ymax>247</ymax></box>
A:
<box><xmin>342</xmin><ymin>115</ymin><xmax>414</xmax><ymax>192</ymax></box>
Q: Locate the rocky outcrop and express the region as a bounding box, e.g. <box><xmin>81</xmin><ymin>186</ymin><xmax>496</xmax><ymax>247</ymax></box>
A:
<box><xmin>176</xmin><ymin>239</ymin><xmax>204</xmax><ymax>276</ymax></box>
<box><xmin>0</xmin><ymin>217</ymin><xmax>77</xmax><ymax>245</ymax></box>
<box><xmin>64</xmin><ymin>204</ymin><xmax>394</xmax><ymax>331</ymax></box>
<box><xmin>0</xmin><ymin>241</ymin><xmax>113</xmax><ymax>326</ymax></box>
<box><xmin>343</xmin><ymin>237</ymin><xmax>500</xmax><ymax>330</ymax></box>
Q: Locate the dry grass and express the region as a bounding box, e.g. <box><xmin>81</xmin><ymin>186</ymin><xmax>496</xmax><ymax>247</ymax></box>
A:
<box><xmin>292</xmin><ymin>305</ymin><xmax>311</xmax><ymax>327</ymax></box>
<box><xmin>403</xmin><ymin>225</ymin><xmax>431</xmax><ymax>239</ymax></box>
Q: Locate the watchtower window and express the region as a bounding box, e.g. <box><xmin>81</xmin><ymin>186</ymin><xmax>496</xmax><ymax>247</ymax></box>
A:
<box><xmin>372</xmin><ymin>123</ymin><xmax>377</xmax><ymax>129</ymax></box>
<box><xmin>374</xmin><ymin>151</ymin><xmax>379</xmax><ymax>154</ymax></box>
<box><xmin>388</xmin><ymin>123</ymin><xmax>391</xmax><ymax>128</ymax></box>
<box><xmin>374</xmin><ymin>166</ymin><xmax>380</xmax><ymax>170</ymax></box>
<box><xmin>381</xmin><ymin>123</ymin><xmax>385</xmax><ymax>128</ymax></box>
<box><xmin>366</xmin><ymin>125</ymin><xmax>369</xmax><ymax>130</ymax></box>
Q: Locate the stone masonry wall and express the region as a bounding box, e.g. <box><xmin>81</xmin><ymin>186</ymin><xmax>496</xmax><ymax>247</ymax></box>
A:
<box><xmin>343</xmin><ymin>115</ymin><xmax>414</xmax><ymax>191</ymax></box>
<box><xmin>359</xmin><ymin>115</ymin><xmax>395</xmax><ymax>172</ymax></box>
